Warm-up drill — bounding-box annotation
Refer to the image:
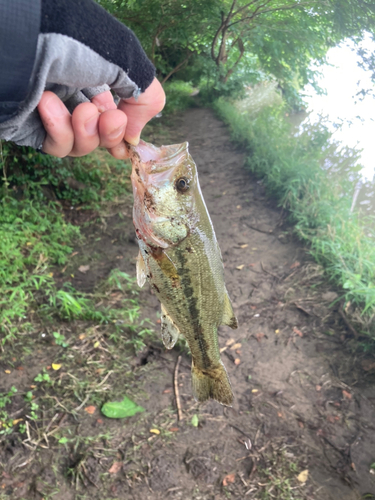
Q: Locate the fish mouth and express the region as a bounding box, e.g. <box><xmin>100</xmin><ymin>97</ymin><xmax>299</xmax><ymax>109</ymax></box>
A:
<box><xmin>132</xmin><ymin>140</ymin><xmax>189</xmax><ymax>175</ymax></box>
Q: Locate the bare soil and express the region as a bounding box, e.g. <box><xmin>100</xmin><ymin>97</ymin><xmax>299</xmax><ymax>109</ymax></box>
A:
<box><xmin>1</xmin><ymin>108</ymin><xmax>375</xmax><ymax>499</ymax></box>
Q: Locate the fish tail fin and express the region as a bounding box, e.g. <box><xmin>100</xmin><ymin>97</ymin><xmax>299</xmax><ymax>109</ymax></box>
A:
<box><xmin>191</xmin><ymin>360</ymin><xmax>233</xmax><ymax>407</ymax></box>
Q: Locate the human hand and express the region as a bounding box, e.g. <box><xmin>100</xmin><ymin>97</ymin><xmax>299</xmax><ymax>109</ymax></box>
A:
<box><xmin>0</xmin><ymin>0</ymin><xmax>161</xmax><ymax>153</ymax></box>
<box><xmin>37</xmin><ymin>78</ymin><xmax>165</xmax><ymax>158</ymax></box>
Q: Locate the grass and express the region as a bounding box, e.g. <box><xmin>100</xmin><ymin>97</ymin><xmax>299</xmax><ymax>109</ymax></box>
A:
<box><xmin>214</xmin><ymin>97</ymin><xmax>375</xmax><ymax>343</ymax></box>
<box><xmin>0</xmin><ymin>142</ymin><xmax>137</xmax><ymax>345</ymax></box>
<box><xmin>0</xmin><ymin>139</ymin><xmax>156</xmax><ymax>445</ymax></box>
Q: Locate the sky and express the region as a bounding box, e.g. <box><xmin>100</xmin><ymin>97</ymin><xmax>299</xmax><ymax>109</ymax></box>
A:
<box><xmin>302</xmin><ymin>34</ymin><xmax>375</xmax><ymax>181</ymax></box>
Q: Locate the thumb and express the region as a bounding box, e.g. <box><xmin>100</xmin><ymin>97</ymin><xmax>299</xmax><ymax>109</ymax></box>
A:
<box><xmin>118</xmin><ymin>78</ymin><xmax>165</xmax><ymax>145</ymax></box>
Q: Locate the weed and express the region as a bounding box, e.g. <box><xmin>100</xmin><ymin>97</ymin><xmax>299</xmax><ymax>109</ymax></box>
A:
<box><xmin>0</xmin><ymin>386</ymin><xmax>18</xmax><ymax>435</ymax></box>
<box><xmin>0</xmin><ymin>386</ymin><xmax>17</xmax><ymax>408</ymax></box>
<box><xmin>53</xmin><ymin>331</ymin><xmax>69</xmax><ymax>347</ymax></box>
<box><xmin>34</xmin><ymin>370</ymin><xmax>53</xmax><ymax>385</ymax></box>
<box><xmin>215</xmin><ymin>99</ymin><xmax>375</xmax><ymax>342</ymax></box>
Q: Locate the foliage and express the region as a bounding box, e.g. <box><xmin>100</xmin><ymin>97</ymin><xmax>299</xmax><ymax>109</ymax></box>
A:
<box><xmin>163</xmin><ymin>80</ymin><xmax>196</xmax><ymax>115</ymax></box>
<box><xmin>99</xmin><ymin>0</ymin><xmax>375</xmax><ymax>101</ymax></box>
<box><xmin>214</xmin><ymin>98</ymin><xmax>375</xmax><ymax>339</ymax></box>
<box><xmin>0</xmin><ymin>139</ymin><xmax>136</xmax><ymax>345</ymax></box>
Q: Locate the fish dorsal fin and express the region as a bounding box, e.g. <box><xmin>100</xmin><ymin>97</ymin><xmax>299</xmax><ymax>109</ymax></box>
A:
<box><xmin>221</xmin><ymin>289</ymin><xmax>238</xmax><ymax>329</ymax></box>
<box><xmin>136</xmin><ymin>251</ymin><xmax>147</xmax><ymax>288</ymax></box>
<box><xmin>161</xmin><ymin>303</ymin><xmax>180</xmax><ymax>349</ymax></box>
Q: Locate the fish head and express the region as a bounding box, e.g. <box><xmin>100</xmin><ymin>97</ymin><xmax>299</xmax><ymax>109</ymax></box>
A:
<box><xmin>130</xmin><ymin>140</ymin><xmax>199</xmax><ymax>248</ymax></box>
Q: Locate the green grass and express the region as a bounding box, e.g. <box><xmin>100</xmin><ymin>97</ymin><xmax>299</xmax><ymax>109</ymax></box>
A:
<box><xmin>0</xmin><ymin>137</ymin><xmax>156</xmax><ymax>443</ymax></box>
<box><xmin>163</xmin><ymin>80</ymin><xmax>196</xmax><ymax>115</ymax></box>
<box><xmin>0</xmin><ymin>140</ymin><xmax>145</xmax><ymax>349</ymax></box>
<box><xmin>214</xmin><ymin>98</ymin><xmax>375</xmax><ymax>342</ymax></box>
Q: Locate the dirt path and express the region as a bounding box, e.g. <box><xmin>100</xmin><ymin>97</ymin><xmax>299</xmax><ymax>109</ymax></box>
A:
<box><xmin>125</xmin><ymin>108</ymin><xmax>375</xmax><ymax>499</ymax></box>
<box><xmin>2</xmin><ymin>108</ymin><xmax>375</xmax><ymax>499</ymax></box>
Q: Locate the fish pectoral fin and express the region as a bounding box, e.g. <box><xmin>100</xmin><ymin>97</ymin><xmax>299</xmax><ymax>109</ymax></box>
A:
<box><xmin>160</xmin><ymin>304</ymin><xmax>180</xmax><ymax>349</ymax></box>
<box><xmin>136</xmin><ymin>251</ymin><xmax>147</xmax><ymax>288</ymax></box>
<box><xmin>221</xmin><ymin>289</ymin><xmax>238</xmax><ymax>329</ymax></box>
<box><xmin>191</xmin><ymin>360</ymin><xmax>233</xmax><ymax>407</ymax></box>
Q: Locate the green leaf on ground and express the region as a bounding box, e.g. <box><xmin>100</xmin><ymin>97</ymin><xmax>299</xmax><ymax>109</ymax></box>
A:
<box><xmin>101</xmin><ymin>396</ymin><xmax>145</xmax><ymax>419</ymax></box>
<box><xmin>191</xmin><ymin>414</ymin><xmax>199</xmax><ymax>427</ymax></box>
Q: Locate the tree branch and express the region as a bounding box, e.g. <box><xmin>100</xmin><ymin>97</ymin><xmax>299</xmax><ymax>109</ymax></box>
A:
<box><xmin>161</xmin><ymin>52</ymin><xmax>193</xmax><ymax>84</ymax></box>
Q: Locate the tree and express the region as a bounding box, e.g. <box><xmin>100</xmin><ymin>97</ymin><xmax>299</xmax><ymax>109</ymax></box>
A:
<box><xmin>99</xmin><ymin>0</ymin><xmax>375</xmax><ymax>94</ymax></box>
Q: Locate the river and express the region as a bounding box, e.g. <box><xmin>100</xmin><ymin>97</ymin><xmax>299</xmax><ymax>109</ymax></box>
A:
<box><xmin>301</xmin><ymin>35</ymin><xmax>375</xmax><ymax>217</ymax></box>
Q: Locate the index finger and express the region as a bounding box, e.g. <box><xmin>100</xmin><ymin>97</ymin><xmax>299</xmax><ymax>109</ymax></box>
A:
<box><xmin>91</xmin><ymin>90</ymin><xmax>117</xmax><ymax>113</ymax></box>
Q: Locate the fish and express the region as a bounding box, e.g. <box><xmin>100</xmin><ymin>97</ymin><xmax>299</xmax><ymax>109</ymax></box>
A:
<box><xmin>128</xmin><ymin>140</ymin><xmax>238</xmax><ymax>406</ymax></box>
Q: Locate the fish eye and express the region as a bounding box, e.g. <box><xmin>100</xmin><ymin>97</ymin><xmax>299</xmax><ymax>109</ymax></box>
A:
<box><xmin>176</xmin><ymin>177</ymin><xmax>189</xmax><ymax>192</ymax></box>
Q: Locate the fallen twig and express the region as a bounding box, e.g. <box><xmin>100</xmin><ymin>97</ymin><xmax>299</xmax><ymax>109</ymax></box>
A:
<box><xmin>339</xmin><ymin>306</ymin><xmax>359</xmax><ymax>339</ymax></box>
<box><xmin>229</xmin><ymin>423</ymin><xmax>253</xmax><ymax>441</ymax></box>
<box><xmin>293</xmin><ymin>301</ymin><xmax>313</xmax><ymax>316</ymax></box>
<box><xmin>260</xmin><ymin>261</ymin><xmax>280</xmax><ymax>280</ymax></box>
<box><xmin>244</xmin><ymin>223</ymin><xmax>274</xmax><ymax>234</ymax></box>
<box><xmin>174</xmin><ymin>356</ymin><xmax>183</xmax><ymax>421</ymax></box>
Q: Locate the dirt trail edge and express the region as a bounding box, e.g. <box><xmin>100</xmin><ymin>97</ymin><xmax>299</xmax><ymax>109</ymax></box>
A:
<box><xmin>2</xmin><ymin>108</ymin><xmax>375</xmax><ymax>500</ymax></box>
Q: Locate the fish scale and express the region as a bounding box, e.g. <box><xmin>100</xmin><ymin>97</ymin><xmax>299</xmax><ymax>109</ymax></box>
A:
<box><xmin>129</xmin><ymin>140</ymin><xmax>238</xmax><ymax>406</ymax></box>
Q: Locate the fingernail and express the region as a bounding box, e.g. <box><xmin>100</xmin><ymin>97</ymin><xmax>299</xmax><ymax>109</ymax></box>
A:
<box><xmin>44</xmin><ymin>95</ymin><xmax>68</xmax><ymax>117</ymax></box>
<box><xmin>126</xmin><ymin>134</ymin><xmax>140</xmax><ymax>146</ymax></box>
<box><xmin>85</xmin><ymin>114</ymin><xmax>99</xmax><ymax>135</ymax></box>
<box><xmin>108</xmin><ymin>125</ymin><xmax>126</xmax><ymax>140</ymax></box>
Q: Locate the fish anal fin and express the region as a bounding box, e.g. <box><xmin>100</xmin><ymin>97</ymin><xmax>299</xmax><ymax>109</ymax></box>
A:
<box><xmin>221</xmin><ymin>289</ymin><xmax>238</xmax><ymax>329</ymax></box>
<box><xmin>161</xmin><ymin>304</ymin><xmax>180</xmax><ymax>349</ymax></box>
<box><xmin>191</xmin><ymin>359</ymin><xmax>233</xmax><ymax>407</ymax></box>
<box><xmin>136</xmin><ymin>251</ymin><xmax>147</xmax><ymax>288</ymax></box>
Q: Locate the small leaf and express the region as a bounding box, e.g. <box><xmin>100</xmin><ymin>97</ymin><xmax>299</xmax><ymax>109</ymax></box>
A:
<box><xmin>85</xmin><ymin>406</ymin><xmax>96</xmax><ymax>414</ymax></box>
<box><xmin>223</xmin><ymin>473</ymin><xmax>236</xmax><ymax>486</ymax></box>
<box><xmin>342</xmin><ymin>390</ymin><xmax>352</xmax><ymax>400</ymax></box>
<box><xmin>169</xmin><ymin>427</ymin><xmax>179</xmax><ymax>432</ymax></box>
<box><xmin>226</xmin><ymin>338</ymin><xmax>235</xmax><ymax>346</ymax></box>
<box><xmin>290</xmin><ymin>261</ymin><xmax>300</xmax><ymax>269</ymax></box>
<box><xmin>93</xmin><ymin>341</ymin><xmax>100</xmax><ymax>348</ymax></box>
<box><xmin>240</xmin><ymin>244</ymin><xmax>248</xmax><ymax>249</ymax></box>
<box><xmin>4</xmin><ymin>370</ymin><xmax>11</xmax><ymax>374</ymax></box>
<box><xmin>230</xmin><ymin>343</ymin><xmax>242</xmax><ymax>350</ymax></box>
<box><xmin>293</xmin><ymin>327</ymin><xmax>303</xmax><ymax>337</ymax></box>
<box><xmin>236</xmin><ymin>265</ymin><xmax>245</xmax><ymax>270</ymax></box>
<box><xmin>78</xmin><ymin>265</ymin><xmax>90</xmax><ymax>273</ymax></box>
<box><xmin>59</xmin><ymin>437</ymin><xmax>68</xmax><ymax>444</ymax></box>
<box><xmin>101</xmin><ymin>396</ymin><xmax>145</xmax><ymax>419</ymax></box>
<box><xmin>150</xmin><ymin>428</ymin><xmax>160</xmax><ymax>434</ymax></box>
<box><xmin>108</xmin><ymin>461</ymin><xmax>122</xmax><ymax>474</ymax></box>
<box><xmin>297</xmin><ymin>470</ymin><xmax>309</xmax><ymax>483</ymax></box>
<box><xmin>191</xmin><ymin>414</ymin><xmax>199</xmax><ymax>427</ymax></box>
<box><xmin>52</xmin><ymin>363</ymin><xmax>61</xmax><ymax>371</ymax></box>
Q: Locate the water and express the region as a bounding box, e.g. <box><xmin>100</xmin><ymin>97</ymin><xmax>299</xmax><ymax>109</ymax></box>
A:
<box><xmin>301</xmin><ymin>35</ymin><xmax>375</xmax><ymax>216</ymax></box>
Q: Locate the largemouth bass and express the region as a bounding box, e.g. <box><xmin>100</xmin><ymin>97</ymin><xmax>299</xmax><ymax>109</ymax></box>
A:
<box><xmin>129</xmin><ymin>140</ymin><xmax>238</xmax><ymax>406</ymax></box>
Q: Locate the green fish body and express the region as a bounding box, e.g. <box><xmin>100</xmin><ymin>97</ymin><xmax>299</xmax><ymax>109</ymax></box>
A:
<box><xmin>129</xmin><ymin>140</ymin><xmax>238</xmax><ymax>406</ymax></box>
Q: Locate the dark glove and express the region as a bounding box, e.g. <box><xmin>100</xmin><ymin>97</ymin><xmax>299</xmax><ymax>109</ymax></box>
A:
<box><xmin>0</xmin><ymin>0</ymin><xmax>155</xmax><ymax>149</ymax></box>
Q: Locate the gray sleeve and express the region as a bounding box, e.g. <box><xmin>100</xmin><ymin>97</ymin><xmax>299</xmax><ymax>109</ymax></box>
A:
<box><xmin>0</xmin><ymin>33</ymin><xmax>141</xmax><ymax>149</ymax></box>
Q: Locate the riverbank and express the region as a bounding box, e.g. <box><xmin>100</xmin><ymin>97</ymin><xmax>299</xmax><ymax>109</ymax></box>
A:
<box><xmin>214</xmin><ymin>96</ymin><xmax>375</xmax><ymax>345</ymax></box>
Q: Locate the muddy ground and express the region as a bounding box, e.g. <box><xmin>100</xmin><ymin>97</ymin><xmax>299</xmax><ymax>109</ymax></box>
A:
<box><xmin>1</xmin><ymin>108</ymin><xmax>375</xmax><ymax>499</ymax></box>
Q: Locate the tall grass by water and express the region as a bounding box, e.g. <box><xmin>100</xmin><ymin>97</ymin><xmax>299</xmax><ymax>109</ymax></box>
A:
<box><xmin>214</xmin><ymin>97</ymin><xmax>375</xmax><ymax>342</ymax></box>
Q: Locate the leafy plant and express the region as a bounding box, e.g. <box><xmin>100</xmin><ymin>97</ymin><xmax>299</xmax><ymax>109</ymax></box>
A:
<box><xmin>53</xmin><ymin>331</ymin><xmax>69</xmax><ymax>347</ymax></box>
<box><xmin>101</xmin><ymin>396</ymin><xmax>145</xmax><ymax>418</ymax></box>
